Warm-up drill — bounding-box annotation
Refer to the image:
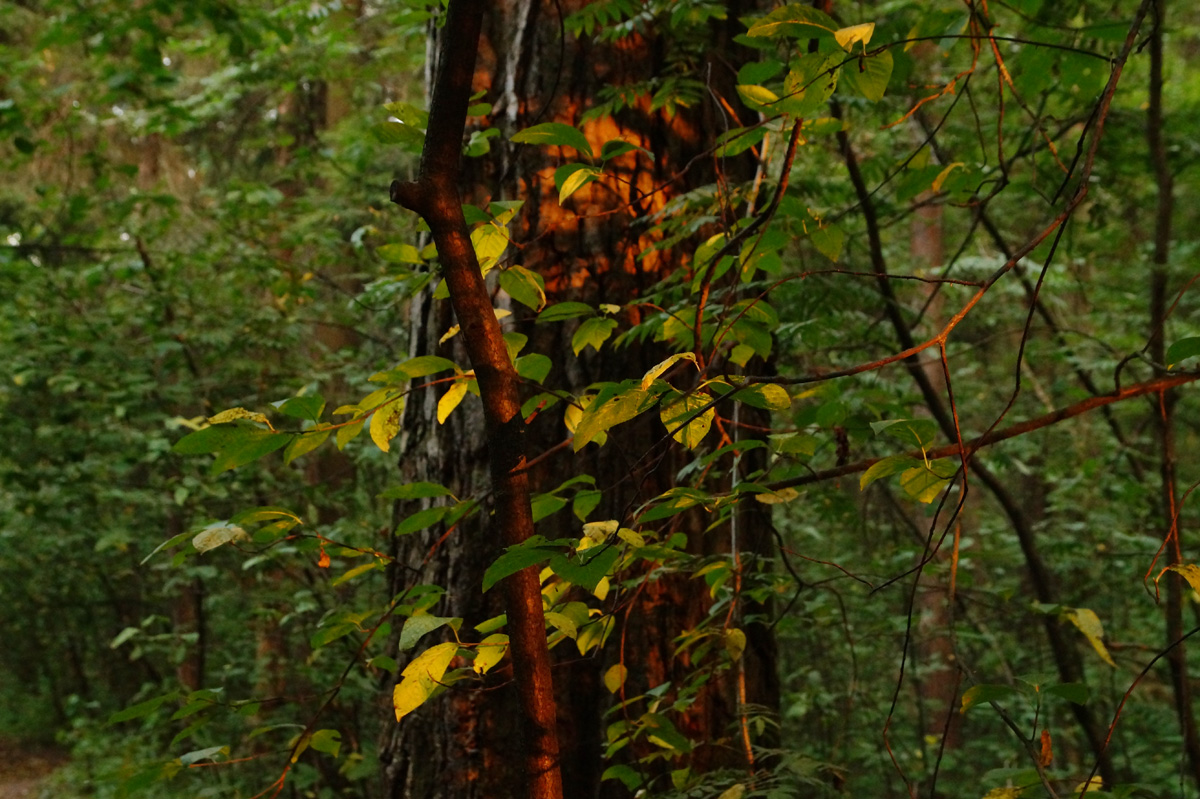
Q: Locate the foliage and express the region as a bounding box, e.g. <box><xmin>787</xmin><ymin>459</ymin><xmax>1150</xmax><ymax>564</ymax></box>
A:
<box><xmin>3</xmin><ymin>0</ymin><xmax>1200</xmax><ymax>798</ymax></box>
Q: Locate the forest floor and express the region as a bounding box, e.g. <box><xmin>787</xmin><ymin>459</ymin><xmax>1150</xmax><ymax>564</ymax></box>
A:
<box><xmin>0</xmin><ymin>739</ymin><xmax>67</xmax><ymax>799</ymax></box>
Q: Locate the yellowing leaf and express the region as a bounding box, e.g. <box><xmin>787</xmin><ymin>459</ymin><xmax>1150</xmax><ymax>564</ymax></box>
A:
<box><xmin>641</xmin><ymin>352</ymin><xmax>697</xmax><ymax>390</ymax></box>
<box><xmin>754</xmin><ymin>487</ymin><xmax>799</xmax><ymax>505</ymax></box>
<box><xmin>834</xmin><ymin>22</ymin><xmax>874</xmax><ymax>51</ymax></box>
<box><xmin>394</xmin><ymin>642</ymin><xmax>458</xmax><ymax>721</ymax></box>
<box><xmin>472</xmin><ymin>634</ymin><xmax>508</xmax><ymax>675</ymax></box>
<box><xmin>660</xmin><ymin>391</ymin><xmax>714</xmax><ymax>450</ymax></box>
<box><xmin>438</xmin><ymin>380</ymin><xmax>469</xmax><ymax>424</ymax></box>
<box><xmin>1165</xmin><ymin>563</ymin><xmax>1200</xmax><ymax>594</ymax></box>
<box><xmin>981</xmin><ymin>789</ymin><xmax>1021</xmax><ymax>799</ymax></box>
<box><xmin>207</xmin><ymin>407</ymin><xmax>270</xmax><ymax>427</ymax></box>
<box><xmin>1065</xmin><ymin>608</ymin><xmax>1116</xmax><ymax>667</ymax></box>
<box><xmin>718</xmin><ymin>785</ymin><xmax>747</xmax><ymax>799</ymax></box>
<box><xmin>192</xmin><ymin>525</ymin><xmax>248</xmax><ymax>553</ymax></box>
<box><xmin>369</xmin><ymin>399</ymin><xmax>404</xmax><ymax>453</ymax></box>
<box><xmin>582</xmin><ymin>520</ymin><xmax>619</xmax><ymax>544</ymax></box>
<box><xmin>603</xmin><ymin>664</ymin><xmax>628</xmax><ymax>694</ymax></box>
<box><xmin>724</xmin><ymin>628</ymin><xmax>747</xmax><ymax>661</ymax></box>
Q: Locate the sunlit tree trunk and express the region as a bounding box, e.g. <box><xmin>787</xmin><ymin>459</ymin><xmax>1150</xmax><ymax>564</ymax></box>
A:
<box><xmin>380</xmin><ymin>2</ymin><xmax>778</xmax><ymax>797</ymax></box>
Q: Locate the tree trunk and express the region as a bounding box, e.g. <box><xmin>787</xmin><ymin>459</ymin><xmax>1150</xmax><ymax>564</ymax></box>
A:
<box><xmin>380</xmin><ymin>2</ymin><xmax>779</xmax><ymax>797</ymax></box>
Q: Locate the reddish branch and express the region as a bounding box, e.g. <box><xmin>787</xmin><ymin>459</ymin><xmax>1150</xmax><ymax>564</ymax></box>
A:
<box><xmin>389</xmin><ymin>2</ymin><xmax>563</xmax><ymax>798</ymax></box>
<box><xmin>770</xmin><ymin>373</ymin><xmax>1198</xmax><ymax>490</ymax></box>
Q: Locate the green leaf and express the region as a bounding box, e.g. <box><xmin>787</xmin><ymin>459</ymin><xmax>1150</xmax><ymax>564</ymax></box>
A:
<box><xmin>736</xmin><ymin>84</ymin><xmax>781</xmax><ymax>112</ymax></box>
<box><xmin>516</xmin><ymin>353</ymin><xmax>553</xmax><ymax>384</ymax></box>
<box><xmin>531</xmin><ymin>493</ymin><xmax>569</xmax><ymax>522</ymax></box>
<box><xmin>376</xmin><ymin>242</ymin><xmax>423</xmax><ymax>264</ymax></box>
<box><xmin>840</xmin><ymin>50</ymin><xmax>894</xmax><ymax>102</ymax></box>
<box><xmin>604</xmin><ymin>664</ymin><xmax>628</xmax><ymax>694</ymax></box>
<box><xmin>336</xmin><ymin>419</ymin><xmax>365</xmax><ymax>450</ymax></box>
<box><xmin>379</xmin><ymin>482</ymin><xmax>455</xmax><ymax>501</ymax></box>
<box><xmin>538</xmin><ymin>301</ymin><xmax>595</xmax><ymax>322</ymax></box>
<box><xmin>210</xmin><ymin>428</ymin><xmax>291</xmax><ymax>474</ymax></box>
<box><xmin>735</xmin><ymin>383</ymin><xmax>791</xmax><ymax>410</ymax></box>
<box><xmin>109</xmin><ymin>692</ymin><xmax>179</xmax><ymax>724</ymax></box>
<box><xmin>499</xmin><ymin>265</ymin><xmax>547</xmax><ymax>310</ymax></box>
<box><xmin>393</xmin><ymin>642</ymin><xmax>458</xmax><ymax>721</ymax></box>
<box><xmin>810</xmin><ymin>223</ymin><xmax>845</xmax><ymax>261</ymax></box>
<box><xmin>602</xmin><ymin>764</ymin><xmax>643</xmax><ymax>791</ymax></box>
<box><xmin>1043</xmin><ymin>682</ymin><xmax>1089</xmax><ymax>705</ymax></box>
<box><xmin>399</xmin><ymin>615</ymin><xmax>461</xmax><ymax>651</ymax></box>
<box><xmin>1167</xmin><ymin>336</ymin><xmax>1200</xmax><ymax>368</ymax></box>
<box><xmin>172</xmin><ymin>424</ymin><xmax>241</xmax><ymax>455</ymax></box>
<box><xmin>330</xmin><ymin>561</ymin><xmax>379</xmax><ymax>587</ymax></box>
<box><xmin>394</xmin><ymin>506</ymin><xmax>452</xmax><ymax>537</ymax></box>
<box><xmin>482</xmin><ymin>536</ymin><xmax>566</xmax><ymax>592</ymax></box>
<box><xmin>860</xmin><ymin>455</ymin><xmax>921</xmax><ymax>490</ymax></box>
<box><xmin>273</xmin><ymin>395</ymin><xmax>325</xmax><ymax>421</ymax></box>
<box><xmin>544</xmin><ymin>611</ymin><xmax>578</xmax><ymax>639</ymax></box>
<box><xmin>192</xmin><ymin>524</ymin><xmax>248</xmax><ymax>553</ymax></box>
<box><xmin>899</xmin><ymin>463</ymin><xmax>954</xmax><ymax>504</ymax></box>
<box><xmin>511</xmin><ymin>122</ymin><xmax>594</xmax><ymax>158</ymax></box>
<box><xmin>309</xmin><ymin>729</ymin><xmax>342</xmax><ymax>759</ymax></box>
<box><xmin>179</xmin><ymin>745</ymin><xmax>228</xmax><ymax>766</ymax></box>
<box><xmin>960</xmin><ymin>684</ymin><xmax>1017</xmax><ymax>714</ymax></box>
<box><xmin>571</xmin><ymin>317</ymin><xmax>618</xmax><ymax>355</ymax></box>
<box><xmin>283</xmin><ymin>428</ymin><xmax>331</xmax><ymax>464</ymax></box>
<box><xmin>550</xmin><ymin>545</ymin><xmax>621</xmax><ymax>592</ymax></box>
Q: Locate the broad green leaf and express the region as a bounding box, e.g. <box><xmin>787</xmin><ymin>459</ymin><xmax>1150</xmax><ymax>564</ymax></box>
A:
<box><xmin>273</xmin><ymin>395</ymin><xmax>325</xmax><ymax>421</ymax></box>
<box><xmin>330</xmin><ymin>562</ymin><xmax>379</xmax><ymax>587</ymax></box>
<box><xmin>531</xmin><ymin>493</ymin><xmax>569</xmax><ymax>522</ymax></box>
<box><xmin>660</xmin><ymin>391</ymin><xmax>714</xmax><ymax>449</ymax></box>
<box><xmin>516</xmin><ymin>353</ymin><xmax>553</xmax><ymax>384</ymax></box>
<box><xmin>1044</xmin><ymin>682</ymin><xmax>1089</xmax><ymax>705</ymax></box>
<box><xmin>371</xmin><ymin>355</ymin><xmax>459</xmax><ymax>383</ymax></box>
<box><xmin>860</xmin><ymin>455</ymin><xmax>922</xmax><ymax>490</ymax></box>
<box><xmin>1064</xmin><ymin>608</ymin><xmax>1116</xmax><ymax>667</ymax></box>
<box><xmin>960</xmin><ymin>683</ymin><xmax>1017</xmax><ymax>714</ymax></box>
<box><xmin>284</xmin><ymin>429</ymin><xmax>331</xmax><ymax>464</ymax></box>
<box><xmin>210</xmin><ymin>429</ymin><xmax>290</xmax><ymax>474</ymax></box>
<box><xmin>394</xmin><ymin>506</ymin><xmax>452</xmax><ymax>537</ymax></box>
<box><xmin>399</xmin><ymin>614</ymin><xmax>461</xmax><ymax>651</ymax></box>
<box><xmin>172</xmin><ymin>424</ymin><xmax>241</xmax><ymax>455</ymax></box>
<box><xmin>781</xmin><ymin>53</ymin><xmax>840</xmax><ymax>116</ymax></box>
<box><xmin>810</xmin><ymin>223</ymin><xmax>845</xmax><ymax>261</ymax></box>
<box><xmin>603</xmin><ymin>764</ymin><xmax>643</xmax><ymax>791</ymax></box>
<box><xmin>336</xmin><ymin>419</ymin><xmax>365</xmax><ymax>450</ymax></box>
<box><xmin>1167</xmin><ymin>337</ymin><xmax>1200</xmax><ymax>368</ymax></box>
<box><xmin>309</xmin><ymin>729</ymin><xmax>341</xmax><ymax>759</ymax></box>
<box><xmin>638</xmin><ymin>487</ymin><xmax>711</xmax><ymax>523</ymax></box>
<box><xmin>511</xmin><ymin>122</ymin><xmax>594</xmax><ymax>158</ymax></box>
<box><xmin>840</xmin><ymin>50</ymin><xmax>894</xmax><ymax>102</ymax></box>
<box><xmin>376</xmin><ymin>242</ymin><xmax>423</xmax><ymax>264</ymax></box>
<box><xmin>379</xmin><ymin>482</ymin><xmax>454</xmax><ymax>500</ymax></box>
<box><xmin>498</xmin><ymin>265</ymin><xmax>547</xmax><ymax>310</ymax></box>
<box><xmin>192</xmin><ymin>524</ymin><xmax>248</xmax><ymax>553</ymax></box>
<box><xmin>572</xmin><ymin>317</ymin><xmax>618</xmax><ymax>355</ymax></box>
<box><xmin>483</xmin><ymin>537</ymin><xmax>566</xmax><ymax>592</ymax></box>
<box><xmin>600</xmin><ymin>139</ymin><xmax>650</xmax><ymax>161</ymax></box>
<box><xmin>574</xmin><ymin>489</ymin><xmax>603</xmax><ymax>520</ymax></box>
<box><xmin>109</xmin><ymin>692</ymin><xmax>179</xmax><ymax>724</ymax></box>
<box><xmin>714</xmin><ymin>125</ymin><xmax>767</xmax><ymax>158</ymax></box>
<box><xmin>370</xmin><ymin>399</ymin><xmax>404</xmax><ymax>453</ymax></box>
<box><xmin>550</xmin><ymin>545</ymin><xmax>620</xmax><ymax>592</ymax></box>
<box><xmin>538</xmin><ymin>301</ymin><xmax>595</xmax><ymax>322</ymax></box>
<box><xmin>643</xmin><ymin>712</ymin><xmax>692</xmax><ymax>753</ymax></box>
<box><xmin>738</xmin><ymin>59</ymin><xmax>784</xmax><ymax>84</ymax></box>
<box><xmin>393</xmin><ymin>642</ymin><xmax>458</xmax><ymax>721</ymax></box>
<box><xmin>473</xmin><ymin>634</ymin><xmax>508</xmax><ymax>675</ymax></box>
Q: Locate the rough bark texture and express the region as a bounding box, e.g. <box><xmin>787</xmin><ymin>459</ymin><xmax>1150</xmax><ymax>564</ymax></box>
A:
<box><xmin>380</xmin><ymin>2</ymin><xmax>779</xmax><ymax>797</ymax></box>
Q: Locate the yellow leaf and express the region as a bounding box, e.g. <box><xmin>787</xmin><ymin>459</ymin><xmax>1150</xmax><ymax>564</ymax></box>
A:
<box><xmin>369</xmin><ymin>399</ymin><xmax>404</xmax><ymax>453</ymax></box>
<box><xmin>834</xmin><ymin>22</ymin><xmax>874</xmax><ymax>51</ymax></box>
<box><xmin>207</xmin><ymin>407</ymin><xmax>270</xmax><ymax>427</ymax></box>
<box><xmin>754</xmin><ymin>487</ymin><xmax>800</xmax><ymax>505</ymax></box>
<box><xmin>724</xmin><ymin>628</ymin><xmax>747</xmax><ymax>661</ymax></box>
<box><xmin>1165</xmin><ymin>563</ymin><xmax>1200</xmax><ymax>594</ymax></box>
<box><xmin>640</xmin><ymin>352</ymin><xmax>697</xmax><ymax>390</ymax></box>
<box><xmin>1065</xmin><ymin>608</ymin><xmax>1116</xmax><ymax>667</ymax></box>
<box><xmin>603</xmin><ymin>664</ymin><xmax>628</xmax><ymax>694</ymax></box>
<box><xmin>394</xmin><ymin>642</ymin><xmax>457</xmax><ymax>721</ymax></box>
<box><xmin>472</xmin><ymin>634</ymin><xmax>508</xmax><ymax>675</ymax></box>
<box><xmin>718</xmin><ymin>785</ymin><xmax>746</xmax><ymax>799</ymax></box>
<box><xmin>437</xmin><ymin>380</ymin><xmax>469</xmax><ymax>424</ymax></box>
